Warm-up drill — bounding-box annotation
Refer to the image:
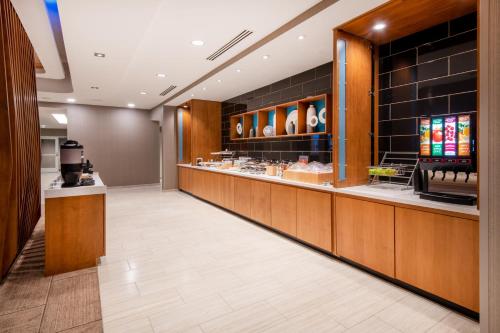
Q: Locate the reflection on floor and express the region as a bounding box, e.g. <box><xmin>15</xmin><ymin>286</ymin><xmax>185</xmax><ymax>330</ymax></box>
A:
<box><xmin>0</xmin><ymin>218</ymin><xmax>103</xmax><ymax>332</ymax></box>
<box><xmin>100</xmin><ymin>186</ymin><xmax>479</xmax><ymax>333</ymax></box>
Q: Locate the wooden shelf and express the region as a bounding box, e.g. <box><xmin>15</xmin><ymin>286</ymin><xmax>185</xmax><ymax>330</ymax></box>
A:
<box><xmin>230</xmin><ymin>94</ymin><xmax>331</xmax><ymax>141</ymax></box>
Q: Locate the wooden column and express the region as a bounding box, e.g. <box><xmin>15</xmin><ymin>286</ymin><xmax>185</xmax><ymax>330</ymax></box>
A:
<box><xmin>479</xmin><ymin>0</ymin><xmax>500</xmax><ymax>330</ymax></box>
<box><xmin>0</xmin><ymin>0</ymin><xmax>40</xmax><ymax>278</ymax></box>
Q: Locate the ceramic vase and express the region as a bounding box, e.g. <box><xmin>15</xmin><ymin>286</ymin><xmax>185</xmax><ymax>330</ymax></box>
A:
<box><xmin>306</xmin><ymin>104</ymin><xmax>317</xmax><ymax>133</ymax></box>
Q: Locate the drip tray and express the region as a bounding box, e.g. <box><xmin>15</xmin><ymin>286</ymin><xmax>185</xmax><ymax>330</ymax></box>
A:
<box><xmin>419</xmin><ymin>192</ymin><xmax>477</xmax><ymax>206</ymax></box>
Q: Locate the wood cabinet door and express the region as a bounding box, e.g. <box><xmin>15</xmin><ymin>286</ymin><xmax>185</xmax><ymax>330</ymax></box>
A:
<box><xmin>271</xmin><ymin>184</ymin><xmax>297</xmax><ymax>236</ymax></box>
<box><xmin>220</xmin><ymin>175</ymin><xmax>234</xmax><ymax>211</ymax></box>
<box><xmin>178</xmin><ymin>167</ymin><xmax>191</xmax><ymax>192</ymax></box>
<box><xmin>250</xmin><ymin>180</ymin><xmax>271</xmax><ymax>226</ymax></box>
<box><xmin>190</xmin><ymin>169</ymin><xmax>201</xmax><ymax>197</ymax></box>
<box><xmin>336</xmin><ymin>196</ymin><xmax>395</xmax><ymax>277</ymax></box>
<box><xmin>395</xmin><ymin>207</ymin><xmax>479</xmax><ymax>311</ymax></box>
<box><xmin>234</xmin><ymin>177</ymin><xmax>252</xmax><ymax>218</ymax></box>
<box><xmin>296</xmin><ymin>189</ymin><xmax>332</xmax><ymax>251</ymax></box>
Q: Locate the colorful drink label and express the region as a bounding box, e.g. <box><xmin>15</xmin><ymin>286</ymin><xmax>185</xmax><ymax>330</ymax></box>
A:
<box><xmin>458</xmin><ymin>115</ymin><xmax>471</xmax><ymax>157</ymax></box>
<box><xmin>431</xmin><ymin>118</ymin><xmax>443</xmax><ymax>156</ymax></box>
<box><xmin>419</xmin><ymin>118</ymin><xmax>431</xmax><ymax>156</ymax></box>
<box><xmin>444</xmin><ymin>116</ymin><xmax>457</xmax><ymax>156</ymax></box>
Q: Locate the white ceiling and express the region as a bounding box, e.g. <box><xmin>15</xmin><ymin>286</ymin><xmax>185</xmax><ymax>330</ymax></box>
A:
<box><xmin>39</xmin><ymin>106</ymin><xmax>67</xmax><ymax>129</ymax></box>
<box><xmin>23</xmin><ymin>0</ymin><xmax>388</xmax><ymax>109</ymax></box>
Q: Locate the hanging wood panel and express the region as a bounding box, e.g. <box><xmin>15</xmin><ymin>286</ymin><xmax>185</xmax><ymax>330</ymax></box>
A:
<box><xmin>0</xmin><ymin>0</ymin><xmax>41</xmax><ymax>278</ymax></box>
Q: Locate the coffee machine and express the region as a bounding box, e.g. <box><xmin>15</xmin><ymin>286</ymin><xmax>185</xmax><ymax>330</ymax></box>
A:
<box><xmin>414</xmin><ymin>114</ymin><xmax>477</xmax><ymax>205</ymax></box>
<box><xmin>60</xmin><ymin>140</ymin><xmax>84</xmax><ymax>187</ymax></box>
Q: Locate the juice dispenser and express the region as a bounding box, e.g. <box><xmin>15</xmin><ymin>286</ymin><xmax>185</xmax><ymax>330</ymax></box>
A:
<box><xmin>414</xmin><ymin>114</ymin><xmax>477</xmax><ymax>205</ymax></box>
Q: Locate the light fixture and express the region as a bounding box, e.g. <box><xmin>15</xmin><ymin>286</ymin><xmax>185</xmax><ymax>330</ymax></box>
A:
<box><xmin>202</xmin><ymin>87</ymin><xmax>206</xmax><ymax>91</ymax></box>
<box><xmin>262</xmin><ymin>55</ymin><xmax>270</xmax><ymax>60</ymax></box>
<box><xmin>140</xmin><ymin>91</ymin><xmax>147</xmax><ymax>95</ymax></box>
<box><xmin>298</xmin><ymin>35</ymin><xmax>305</xmax><ymax>40</ymax></box>
<box><xmin>236</xmin><ymin>69</ymin><xmax>241</xmax><ymax>73</ymax></box>
<box><xmin>373</xmin><ymin>23</ymin><xmax>387</xmax><ymax>31</ymax></box>
<box><xmin>41</xmin><ymin>124</ymin><xmax>47</xmax><ymax>128</ymax></box>
<box><xmin>90</xmin><ymin>86</ymin><xmax>99</xmax><ymax>90</ymax></box>
<box><xmin>217</xmin><ymin>79</ymin><xmax>222</xmax><ymax>83</ymax></box>
<box><xmin>94</xmin><ymin>52</ymin><xmax>105</xmax><ymax>58</ymax></box>
<box><xmin>66</xmin><ymin>98</ymin><xmax>76</xmax><ymax>103</ymax></box>
<box><xmin>183</xmin><ymin>105</ymin><xmax>188</xmax><ymax>108</ymax></box>
<box><xmin>52</xmin><ymin>113</ymin><xmax>67</xmax><ymax>124</ymax></box>
<box><xmin>191</xmin><ymin>40</ymin><xmax>204</xmax><ymax>46</ymax></box>
<box><xmin>156</xmin><ymin>73</ymin><xmax>166</xmax><ymax>78</ymax></box>
<box><xmin>191</xmin><ymin>93</ymin><xmax>195</xmax><ymax>97</ymax></box>
<box><xmin>127</xmin><ymin>103</ymin><xmax>135</xmax><ymax>108</ymax></box>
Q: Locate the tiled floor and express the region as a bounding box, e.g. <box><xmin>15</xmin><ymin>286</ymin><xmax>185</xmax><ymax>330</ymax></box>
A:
<box><xmin>99</xmin><ymin>186</ymin><xmax>479</xmax><ymax>333</ymax></box>
<box><xmin>0</xmin><ymin>218</ymin><xmax>103</xmax><ymax>332</ymax></box>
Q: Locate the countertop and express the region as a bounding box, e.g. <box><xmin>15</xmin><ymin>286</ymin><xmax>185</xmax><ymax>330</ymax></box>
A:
<box><xmin>178</xmin><ymin>164</ymin><xmax>479</xmax><ymax>218</ymax></box>
<box><xmin>44</xmin><ymin>173</ymin><xmax>107</xmax><ymax>199</ymax></box>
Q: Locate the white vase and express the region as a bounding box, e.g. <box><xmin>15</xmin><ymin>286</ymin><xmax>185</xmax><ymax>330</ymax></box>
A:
<box><xmin>306</xmin><ymin>104</ymin><xmax>317</xmax><ymax>133</ymax></box>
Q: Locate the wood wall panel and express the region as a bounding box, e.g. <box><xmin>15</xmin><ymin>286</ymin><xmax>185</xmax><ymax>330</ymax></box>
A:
<box><xmin>189</xmin><ymin>100</ymin><xmax>221</xmax><ymax>164</ymax></box>
<box><xmin>0</xmin><ymin>0</ymin><xmax>40</xmax><ymax>278</ymax></box>
<box><xmin>333</xmin><ymin>30</ymin><xmax>373</xmax><ymax>188</ymax></box>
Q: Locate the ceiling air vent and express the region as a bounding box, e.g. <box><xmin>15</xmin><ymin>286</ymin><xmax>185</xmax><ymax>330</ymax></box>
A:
<box><xmin>206</xmin><ymin>30</ymin><xmax>253</xmax><ymax>61</ymax></box>
<box><xmin>159</xmin><ymin>85</ymin><xmax>177</xmax><ymax>96</ymax></box>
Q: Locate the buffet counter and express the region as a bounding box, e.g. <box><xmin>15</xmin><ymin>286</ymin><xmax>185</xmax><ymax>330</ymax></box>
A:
<box><xmin>177</xmin><ymin>163</ymin><xmax>479</xmax><ymax>314</ymax></box>
<box><xmin>44</xmin><ymin>174</ymin><xmax>106</xmax><ymax>276</ymax></box>
<box><xmin>177</xmin><ymin>164</ymin><xmax>478</xmax><ymax>219</ymax></box>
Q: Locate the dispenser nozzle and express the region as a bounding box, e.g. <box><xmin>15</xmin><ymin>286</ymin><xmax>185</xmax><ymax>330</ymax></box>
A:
<box><xmin>465</xmin><ymin>171</ymin><xmax>470</xmax><ymax>183</ymax></box>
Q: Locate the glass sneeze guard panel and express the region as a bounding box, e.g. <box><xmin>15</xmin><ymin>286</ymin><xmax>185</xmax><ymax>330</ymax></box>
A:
<box><xmin>338</xmin><ymin>39</ymin><xmax>347</xmax><ymax>181</ymax></box>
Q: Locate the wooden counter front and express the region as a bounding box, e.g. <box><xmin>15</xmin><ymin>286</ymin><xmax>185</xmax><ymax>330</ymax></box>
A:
<box><xmin>45</xmin><ymin>194</ymin><xmax>105</xmax><ymax>276</ymax></box>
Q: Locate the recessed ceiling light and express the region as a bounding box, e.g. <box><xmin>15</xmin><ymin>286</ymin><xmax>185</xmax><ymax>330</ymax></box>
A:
<box><xmin>94</xmin><ymin>52</ymin><xmax>105</xmax><ymax>58</ymax></box>
<box><xmin>373</xmin><ymin>23</ymin><xmax>386</xmax><ymax>31</ymax></box>
<box><xmin>140</xmin><ymin>91</ymin><xmax>147</xmax><ymax>95</ymax></box>
<box><xmin>41</xmin><ymin>124</ymin><xmax>47</xmax><ymax>128</ymax></box>
<box><xmin>90</xmin><ymin>86</ymin><xmax>99</xmax><ymax>90</ymax></box>
<box><xmin>236</xmin><ymin>69</ymin><xmax>241</xmax><ymax>73</ymax></box>
<box><xmin>191</xmin><ymin>40</ymin><xmax>204</xmax><ymax>46</ymax></box>
<box><xmin>156</xmin><ymin>73</ymin><xmax>166</xmax><ymax>78</ymax></box>
<box><xmin>183</xmin><ymin>105</ymin><xmax>188</xmax><ymax>108</ymax></box>
<box><xmin>67</xmin><ymin>98</ymin><xmax>76</xmax><ymax>103</ymax></box>
<box><xmin>202</xmin><ymin>87</ymin><xmax>206</xmax><ymax>91</ymax></box>
<box><xmin>52</xmin><ymin>113</ymin><xmax>67</xmax><ymax>124</ymax></box>
<box><xmin>298</xmin><ymin>35</ymin><xmax>305</xmax><ymax>40</ymax></box>
<box><xmin>127</xmin><ymin>103</ymin><xmax>135</xmax><ymax>108</ymax></box>
<box><xmin>191</xmin><ymin>93</ymin><xmax>195</xmax><ymax>97</ymax></box>
<box><xmin>262</xmin><ymin>55</ymin><xmax>270</xmax><ymax>60</ymax></box>
<box><xmin>217</xmin><ymin>79</ymin><xmax>222</xmax><ymax>83</ymax></box>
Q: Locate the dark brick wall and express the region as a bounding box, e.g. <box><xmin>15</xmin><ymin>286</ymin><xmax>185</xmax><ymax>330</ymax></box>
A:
<box><xmin>221</xmin><ymin>62</ymin><xmax>333</xmax><ymax>163</ymax></box>
<box><xmin>378</xmin><ymin>13</ymin><xmax>477</xmax><ymax>160</ymax></box>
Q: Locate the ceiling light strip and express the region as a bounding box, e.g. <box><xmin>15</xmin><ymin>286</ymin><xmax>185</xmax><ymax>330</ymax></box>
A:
<box><xmin>206</xmin><ymin>30</ymin><xmax>253</xmax><ymax>61</ymax></box>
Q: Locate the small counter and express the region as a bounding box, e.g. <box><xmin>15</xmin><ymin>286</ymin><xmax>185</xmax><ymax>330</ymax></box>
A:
<box><xmin>44</xmin><ymin>174</ymin><xmax>106</xmax><ymax>276</ymax></box>
<box><xmin>45</xmin><ymin>174</ymin><xmax>106</xmax><ymax>199</ymax></box>
<box><xmin>177</xmin><ymin>164</ymin><xmax>479</xmax><ymax>219</ymax></box>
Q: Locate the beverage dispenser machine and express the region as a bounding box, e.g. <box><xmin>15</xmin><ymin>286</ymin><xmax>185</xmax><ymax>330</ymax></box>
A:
<box><xmin>415</xmin><ymin>114</ymin><xmax>477</xmax><ymax>205</ymax></box>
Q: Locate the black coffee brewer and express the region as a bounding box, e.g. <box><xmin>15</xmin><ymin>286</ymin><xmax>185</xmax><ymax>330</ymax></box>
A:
<box><xmin>60</xmin><ymin>140</ymin><xmax>84</xmax><ymax>187</ymax></box>
<box><xmin>414</xmin><ymin>114</ymin><xmax>477</xmax><ymax>205</ymax></box>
